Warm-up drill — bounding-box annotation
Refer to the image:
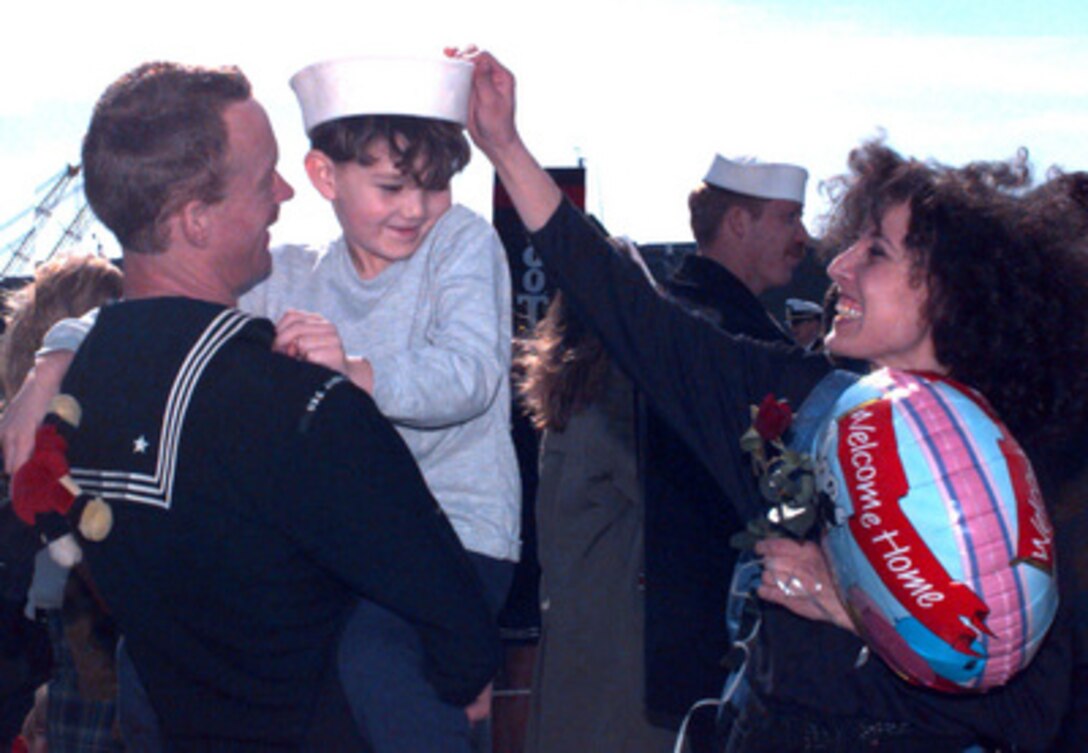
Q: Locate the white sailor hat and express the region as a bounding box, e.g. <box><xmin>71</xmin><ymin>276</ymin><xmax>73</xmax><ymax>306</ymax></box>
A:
<box><xmin>704</xmin><ymin>154</ymin><xmax>808</xmax><ymax>203</ymax></box>
<box><xmin>290</xmin><ymin>56</ymin><xmax>473</xmax><ymax>134</ymax></box>
<box><xmin>785</xmin><ymin>298</ymin><xmax>823</xmax><ymax>322</ymax></box>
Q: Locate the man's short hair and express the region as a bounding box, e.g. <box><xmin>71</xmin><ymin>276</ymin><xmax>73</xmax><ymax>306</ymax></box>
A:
<box><xmin>309</xmin><ymin>115</ymin><xmax>470</xmax><ymax>191</ymax></box>
<box><xmin>688</xmin><ymin>183</ymin><xmax>768</xmax><ymax>248</ymax></box>
<box><xmin>81</xmin><ymin>62</ymin><xmax>252</xmax><ymax>254</ymax></box>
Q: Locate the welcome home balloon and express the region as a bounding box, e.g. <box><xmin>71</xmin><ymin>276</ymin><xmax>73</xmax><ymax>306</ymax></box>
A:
<box><xmin>815</xmin><ymin>369</ymin><xmax>1057</xmax><ymax>692</ymax></box>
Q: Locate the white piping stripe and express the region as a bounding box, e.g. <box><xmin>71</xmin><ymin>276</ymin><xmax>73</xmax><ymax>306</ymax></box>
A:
<box><xmin>157</xmin><ymin>310</ymin><xmax>250</xmax><ymax>501</ymax></box>
<box><xmin>70</xmin><ymin>309</ymin><xmax>252</xmax><ymax>510</ymax></box>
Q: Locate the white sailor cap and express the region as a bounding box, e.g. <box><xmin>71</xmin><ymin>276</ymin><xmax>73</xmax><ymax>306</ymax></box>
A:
<box><xmin>785</xmin><ymin>298</ymin><xmax>823</xmax><ymax>322</ymax></box>
<box><xmin>704</xmin><ymin>154</ymin><xmax>808</xmax><ymax>203</ymax></box>
<box><xmin>290</xmin><ymin>56</ymin><xmax>473</xmax><ymax>134</ymax></box>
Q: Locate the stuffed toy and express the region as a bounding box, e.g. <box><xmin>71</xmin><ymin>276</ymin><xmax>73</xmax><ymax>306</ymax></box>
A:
<box><xmin>10</xmin><ymin>395</ymin><xmax>112</xmax><ymax>567</ymax></box>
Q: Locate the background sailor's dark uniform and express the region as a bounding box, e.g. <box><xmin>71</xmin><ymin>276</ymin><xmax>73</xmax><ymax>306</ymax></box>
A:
<box><xmin>528</xmin><ymin>200</ymin><xmax>1074</xmax><ymax>752</ymax></box>
<box><xmin>640</xmin><ymin>254</ymin><xmax>793</xmax><ymax>733</ymax></box>
<box><xmin>59</xmin><ymin>297</ymin><xmax>500</xmax><ymax>750</ymax></box>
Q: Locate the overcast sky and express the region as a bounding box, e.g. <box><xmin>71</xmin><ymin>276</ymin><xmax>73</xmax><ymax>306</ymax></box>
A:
<box><xmin>2</xmin><ymin>0</ymin><xmax>1086</xmax><ymax>272</ymax></box>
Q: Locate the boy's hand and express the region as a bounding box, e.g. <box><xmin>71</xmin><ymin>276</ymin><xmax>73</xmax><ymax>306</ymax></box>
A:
<box><xmin>273</xmin><ymin>310</ymin><xmax>375</xmax><ymax>393</ymax></box>
<box><xmin>464</xmin><ymin>681</ymin><xmax>492</xmax><ymax>725</ymax></box>
<box><xmin>274</xmin><ymin>310</ymin><xmax>349</xmax><ymax>373</ymax></box>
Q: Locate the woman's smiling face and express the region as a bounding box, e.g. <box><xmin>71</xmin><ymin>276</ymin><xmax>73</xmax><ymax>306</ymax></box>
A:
<box><xmin>825</xmin><ymin>201</ymin><xmax>941</xmax><ymax>372</ymax></box>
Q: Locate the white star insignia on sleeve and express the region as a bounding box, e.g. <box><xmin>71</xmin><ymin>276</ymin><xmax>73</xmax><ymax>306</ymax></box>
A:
<box><xmin>133</xmin><ymin>435</ymin><xmax>149</xmax><ymax>454</ymax></box>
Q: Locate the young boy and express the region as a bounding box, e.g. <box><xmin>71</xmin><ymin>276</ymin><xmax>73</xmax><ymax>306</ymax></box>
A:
<box><xmin>9</xmin><ymin>56</ymin><xmax>519</xmax><ymax>753</ymax></box>
<box><xmin>251</xmin><ymin>57</ymin><xmax>521</xmax><ymax>752</ymax></box>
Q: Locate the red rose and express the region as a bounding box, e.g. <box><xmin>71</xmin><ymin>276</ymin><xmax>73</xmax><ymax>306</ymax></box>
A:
<box><xmin>11</xmin><ymin>424</ymin><xmax>76</xmax><ymax>525</ymax></box>
<box><xmin>753</xmin><ymin>394</ymin><xmax>792</xmax><ymax>442</ymax></box>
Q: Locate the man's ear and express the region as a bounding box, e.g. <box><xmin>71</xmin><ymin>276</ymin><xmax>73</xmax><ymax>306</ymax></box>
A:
<box><xmin>723</xmin><ymin>205</ymin><xmax>752</xmax><ymax>241</ymax></box>
<box><xmin>177</xmin><ymin>200</ymin><xmax>211</xmax><ymax>248</ymax></box>
<box><xmin>304</xmin><ymin>150</ymin><xmax>337</xmax><ymax>200</ymax></box>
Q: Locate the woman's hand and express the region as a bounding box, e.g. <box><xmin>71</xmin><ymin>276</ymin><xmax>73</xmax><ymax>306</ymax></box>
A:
<box><xmin>445</xmin><ymin>47</ymin><xmax>519</xmax><ymax>161</ymax></box>
<box><xmin>445</xmin><ymin>46</ymin><xmax>562</xmax><ymax>233</ymax></box>
<box><xmin>755</xmin><ymin>537</ymin><xmax>855</xmax><ymax>633</ymax></box>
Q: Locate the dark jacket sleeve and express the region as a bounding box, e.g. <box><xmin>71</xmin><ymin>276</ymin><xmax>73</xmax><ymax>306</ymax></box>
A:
<box><xmin>268</xmin><ymin>378</ymin><xmax>501</xmax><ymax>707</ymax></box>
<box><xmin>530</xmin><ymin>200</ymin><xmax>832</xmax><ymax>522</ymax></box>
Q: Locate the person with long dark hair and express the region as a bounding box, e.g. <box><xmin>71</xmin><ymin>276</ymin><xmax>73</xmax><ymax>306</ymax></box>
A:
<box><xmin>517</xmin><ymin>281</ymin><xmax>674</xmax><ymax>752</ymax></box>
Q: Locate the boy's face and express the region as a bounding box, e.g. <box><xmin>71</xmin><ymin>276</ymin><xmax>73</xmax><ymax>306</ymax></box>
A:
<box><xmin>316</xmin><ymin>140</ymin><xmax>452</xmax><ymax>279</ymax></box>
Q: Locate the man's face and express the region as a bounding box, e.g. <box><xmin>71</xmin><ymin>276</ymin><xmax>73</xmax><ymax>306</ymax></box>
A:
<box><xmin>203</xmin><ymin>99</ymin><xmax>294</xmax><ymax>297</ymax></box>
<box><xmin>742</xmin><ymin>199</ymin><xmax>808</xmax><ymax>295</ymax></box>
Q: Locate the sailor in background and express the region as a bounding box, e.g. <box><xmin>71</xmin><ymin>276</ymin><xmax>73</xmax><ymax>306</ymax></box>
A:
<box><xmin>637</xmin><ymin>153</ymin><xmax>810</xmax><ymax>751</ymax></box>
<box><xmin>784</xmin><ymin>298</ymin><xmax>824</xmax><ymax>351</ymax></box>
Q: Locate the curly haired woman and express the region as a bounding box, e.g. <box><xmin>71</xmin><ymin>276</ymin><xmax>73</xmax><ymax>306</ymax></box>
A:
<box><xmin>458</xmin><ymin>47</ymin><xmax>1088</xmax><ymax>753</ymax></box>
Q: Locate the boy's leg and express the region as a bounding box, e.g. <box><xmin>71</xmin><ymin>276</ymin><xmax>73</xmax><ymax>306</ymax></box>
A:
<box><xmin>303</xmin><ymin>656</ymin><xmax>373</xmax><ymax>753</ymax></box>
<box><xmin>338</xmin><ymin>599</ymin><xmax>472</xmax><ymax>753</ymax></box>
<box><xmin>337</xmin><ymin>554</ymin><xmax>513</xmax><ymax>753</ymax></box>
<box><xmin>462</xmin><ymin>554</ymin><xmax>514</xmax><ymax>753</ymax></box>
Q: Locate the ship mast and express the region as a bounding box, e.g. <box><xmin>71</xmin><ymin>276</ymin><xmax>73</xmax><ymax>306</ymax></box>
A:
<box><xmin>0</xmin><ymin>164</ymin><xmax>100</xmax><ymax>280</ymax></box>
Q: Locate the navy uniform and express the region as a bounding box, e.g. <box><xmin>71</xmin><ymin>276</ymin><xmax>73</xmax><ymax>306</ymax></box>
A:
<box><xmin>60</xmin><ymin>298</ymin><xmax>500</xmax><ymax>751</ymax></box>
<box><xmin>641</xmin><ymin>253</ymin><xmax>792</xmax><ymax>732</ymax></box>
<box><xmin>642</xmin><ymin>155</ymin><xmax>801</xmax><ymax>741</ymax></box>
